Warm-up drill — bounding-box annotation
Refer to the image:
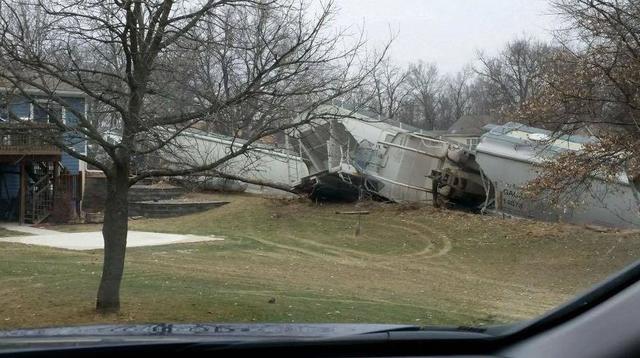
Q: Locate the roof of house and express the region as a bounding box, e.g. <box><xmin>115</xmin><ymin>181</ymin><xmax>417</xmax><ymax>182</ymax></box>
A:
<box><xmin>448</xmin><ymin>115</ymin><xmax>500</xmax><ymax>136</ymax></box>
<box><xmin>421</xmin><ymin>129</ymin><xmax>451</xmax><ymax>137</ymax></box>
<box><xmin>0</xmin><ymin>72</ymin><xmax>84</xmax><ymax>96</ymax></box>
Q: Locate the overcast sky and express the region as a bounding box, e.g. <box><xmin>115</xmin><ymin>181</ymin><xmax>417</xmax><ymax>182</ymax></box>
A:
<box><xmin>330</xmin><ymin>0</ymin><xmax>561</xmax><ymax>74</ymax></box>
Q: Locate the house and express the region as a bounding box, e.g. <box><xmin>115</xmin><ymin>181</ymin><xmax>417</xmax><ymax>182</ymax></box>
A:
<box><xmin>0</xmin><ymin>79</ymin><xmax>87</xmax><ymax>224</ymax></box>
<box><xmin>443</xmin><ymin>114</ymin><xmax>499</xmax><ymax>149</ymax></box>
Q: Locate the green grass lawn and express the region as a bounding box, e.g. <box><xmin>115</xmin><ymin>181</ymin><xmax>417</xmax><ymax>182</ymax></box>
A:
<box><xmin>0</xmin><ymin>227</ymin><xmax>26</xmax><ymax>237</ymax></box>
<box><xmin>1</xmin><ymin>193</ymin><xmax>639</xmax><ymax>330</ymax></box>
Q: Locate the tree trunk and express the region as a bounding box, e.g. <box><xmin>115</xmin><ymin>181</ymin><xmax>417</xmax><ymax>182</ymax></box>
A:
<box><xmin>96</xmin><ymin>169</ymin><xmax>130</xmax><ymax>313</ymax></box>
<box><xmin>628</xmin><ymin>173</ymin><xmax>640</xmax><ymax>220</ymax></box>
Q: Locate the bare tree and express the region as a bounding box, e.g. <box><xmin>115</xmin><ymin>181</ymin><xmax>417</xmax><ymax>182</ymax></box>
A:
<box><xmin>435</xmin><ymin>66</ymin><xmax>473</xmax><ymax>128</ymax></box>
<box><xmin>446</xmin><ymin>66</ymin><xmax>473</xmax><ymax>121</ymax></box>
<box><xmin>466</xmin><ymin>76</ymin><xmax>504</xmax><ymax>115</ymax></box>
<box><xmin>406</xmin><ymin>61</ymin><xmax>440</xmax><ymax>129</ymax></box>
<box><xmin>0</xmin><ymin>0</ymin><xmax>383</xmax><ymax>313</ymax></box>
<box><xmin>517</xmin><ymin>0</ymin><xmax>640</xmax><ymax>210</ymax></box>
<box><xmin>475</xmin><ymin>38</ymin><xmax>553</xmax><ymax>111</ymax></box>
<box><xmin>367</xmin><ymin>58</ymin><xmax>410</xmax><ymax>119</ymax></box>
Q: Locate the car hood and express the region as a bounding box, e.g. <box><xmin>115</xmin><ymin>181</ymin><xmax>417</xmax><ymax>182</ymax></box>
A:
<box><xmin>0</xmin><ymin>323</ymin><xmax>418</xmax><ymax>342</ymax></box>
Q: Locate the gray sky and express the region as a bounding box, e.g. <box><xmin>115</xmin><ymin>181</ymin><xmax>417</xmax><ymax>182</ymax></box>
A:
<box><xmin>331</xmin><ymin>0</ymin><xmax>561</xmax><ymax>74</ymax></box>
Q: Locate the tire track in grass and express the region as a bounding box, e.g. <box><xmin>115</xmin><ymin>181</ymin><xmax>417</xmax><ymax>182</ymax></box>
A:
<box><xmin>131</xmin><ymin>216</ymin><xmax>565</xmax><ymax>320</ymax></box>
<box><xmin>283</xmin><ymin>235</ymin><xmax>378</xmax><ymax>262</ymax></box>
<box><xmin>136</xmin><ymin>220</ymin><xmax>559</xmax><ymax>317</ymax></box>
<box><xmin>316</xmin><ymin>216</ymin><xmax>452</xmax><ymax>259</ymax></box>
<box><xmin>401</xmin><ymin>221</ymin><xmax>561</xmax><ymax>296</ymax></box>
<box><xmin>134</xmin><ymin>243</ymin><xmax>551</xmax><ymax>320</ymax></box>
<box><xmin>310</xmin><ymin>217</ymin><xmax>562</xmax><ymax>316</ymax></box>
<box><xmin>201</xmin><ymin>287</ymin><xmax>505</xmax><ymax>322</ymax></box>
<box><xmin>277</xmin><ymin>231</ymin><xmax>512</xmax><ymax>313</ymax></box>
<box><xmin>196</xmin><ymin>261</ymin><xmax>533</xmax><ymax>321</ymax></box>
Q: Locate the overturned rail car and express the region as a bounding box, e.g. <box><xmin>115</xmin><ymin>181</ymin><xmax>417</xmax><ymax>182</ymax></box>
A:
<box><xmin>290</xmin><ymin>109</ymin><xmax>486</xmax><ymax>206</ymax></box>
<box><xmin>475</xmin><ymin>122</ymin><xmax>640</xmax><ymax>229</ymax></box>
<box><xmin>428</xmin><ymin>145</ymin><xmax>487</xmax><ymax>209</ymax></box>
<box><xmin>157</xmin><ymin>129</ymin><xmax>309</xmax><ymax>188</ymax></box>
<box><xmin>355</xmin><ymin>132</ymin><xmax>485</xmax><ymax>207</ymax></box>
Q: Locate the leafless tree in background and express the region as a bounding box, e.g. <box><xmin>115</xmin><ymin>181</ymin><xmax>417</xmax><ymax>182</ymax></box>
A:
<box><xmin>447</xmin><ymin>66</ymin><xmax>473</xmax><ymax>121</ymax></box>
<box><xmin>354</xmin><ymin>39</ymin><xmax>556</xmax><ymax>131</ymax></box>
<box><xmin>435</xmin><ymin>66</ymin><xmax>473</xmax><ymax>128</ymax></box>
<box><xmin>405</xmin><ymin>61</ymin><xmax>440</xmax><ymax>129</ymax></box>
<box><xmin>366</xmin><ymin>58</ymin><xmax>410</xmax><ymax>119</ymax></box>
<box><xmin>0</xmin><ymin>0</ymin><xmax>384</xmax><ymax>313</ymax></box>
<box><xmin>475</xmin><ymin>38</ymin><xmax>553</xmax><ymax>112</ymax></box>
<box><xmin>518</xmin><ymin>0</ymin><xmax>640</xmax><ymax>209</ymax></box>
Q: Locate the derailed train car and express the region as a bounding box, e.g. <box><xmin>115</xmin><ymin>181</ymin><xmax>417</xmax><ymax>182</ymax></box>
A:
<box><xmin>156</xmin><ymin>129</ymin><xmax>309</xmax><ymax>190</ymax></box>
<box><xmin>475</xmin><ymin>122</ymin><xmax>640</xmax><ymax>229</ymax></box>
<box><xmin>428</xmin><ymin>144</ymin><xmax>487</xmax><ymax>209</ymax></box>
<box><xmin>291</xmin><ymin>109</ymin><xmax>639</xmax><ymax>228</ymax></box>
<box><xmin>290</xmin><ymin>106</ymin><xmax>485</xmax><ymax>206</ymax></box>
<box><xmin>356</xmin><ymin>132</ymin><xmax>485</xmax><ymax>207</ymax></box>
<box><xmin>290</xmin><ymin>106</ymin><xmax>408</xmax><ymax>201</ymax></box>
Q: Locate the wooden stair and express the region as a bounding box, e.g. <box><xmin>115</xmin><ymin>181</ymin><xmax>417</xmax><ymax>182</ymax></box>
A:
<box><xmin>24</xmin><ymin>173</ymin><xmax>54</xmax><ymax>224</ymax></box>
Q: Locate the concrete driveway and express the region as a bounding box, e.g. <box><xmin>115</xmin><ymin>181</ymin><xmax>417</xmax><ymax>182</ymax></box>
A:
<box><xmin>0</xmin><ymin>224</ymin><xmax>223</xmax><ymax>251</ymax></box>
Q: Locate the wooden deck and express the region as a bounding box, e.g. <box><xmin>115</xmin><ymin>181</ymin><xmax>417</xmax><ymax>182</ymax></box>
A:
<box><xmin>0</xmin><ymin>123</ymin><xmax>62</xmax><ymax>157</ymax></box>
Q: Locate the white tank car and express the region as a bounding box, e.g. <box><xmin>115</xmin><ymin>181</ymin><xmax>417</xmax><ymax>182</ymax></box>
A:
<box><xmin>160</xmin><ymin>129</ymin><xmax>309</xmax><ymax>188</ymax></box>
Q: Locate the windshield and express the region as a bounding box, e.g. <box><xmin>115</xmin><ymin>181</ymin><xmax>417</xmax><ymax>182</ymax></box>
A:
<box><xmin>0</xmin><ymin>0</ymin><xmax>639</xmax><ymax>335</ymax></box>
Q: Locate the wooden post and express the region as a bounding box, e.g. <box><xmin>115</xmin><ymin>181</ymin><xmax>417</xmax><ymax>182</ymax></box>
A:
<box><xmin>18</xmin><ymin>162</ymin><xmax>26</xmax><ymax>225</ymax></box>
<box><xmin>77</xmin><ymin>172</ymin><xmax>83</xmax><ymax>220</ymax></box>
<box><xmin>52</xmin><ymin>161</ymin><xmax>59</xmax><ymax>214</ymax></box>
<box><xmin>53</xmin><ymin>161</ymin><xmax>59</xmax><ymax>186</ymax></box>
<box><xmin>335</xmin><ymin>211</ymin><xmax>370</xmax><ymax>237</ymax></box>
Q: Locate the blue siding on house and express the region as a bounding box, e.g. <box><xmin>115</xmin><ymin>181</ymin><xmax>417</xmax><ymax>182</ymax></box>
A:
<box><xmin>0</xmin><ymin>165</ymin><xmax>20</xmax><ymax>200</ymax></box>
<box><xmin>62</xmin><ymin>153</ymin><xmax>80</xmax><ymax>173</ymax></box>
<box><xmin>4</xmin><ymin>95</ymin><xmax>87</xmax><ymax>174</ymax></box>
<box><xmin>7</xmin><ymin>95</ymin><xmax>85</xmax><ymax>121</ymax></box>
<box><xmin>62</xmin><ymin>96</ymin><xmax>86</xmax><ymax>174</ymax></box>
<box><xmin>2</xmin><ymin>92</ymin><xmax>87</xmax><ymax>221</ymax></box>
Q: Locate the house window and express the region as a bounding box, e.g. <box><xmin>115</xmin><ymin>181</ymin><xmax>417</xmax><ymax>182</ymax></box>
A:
<box><xmin>0</xmin><ymin>105</ymin><xmax>7</xmax><ymax>122</ymax></box>
<box><xmin>31</xmin><ymin>100</ymin><xmax>64</xmax><ymax>123</ymax></box>
<box><xmin>466</xmin><ymin>137</ymin><xmax>480</xmax><ymax>149</ymax></box>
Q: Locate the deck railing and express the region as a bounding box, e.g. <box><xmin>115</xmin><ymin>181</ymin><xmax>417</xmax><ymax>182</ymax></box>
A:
<box><xmin>0</xmin><ymin>123</ymin><xmax>61</xmax><ymax>156</ymax></box>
